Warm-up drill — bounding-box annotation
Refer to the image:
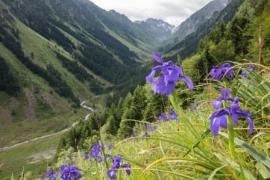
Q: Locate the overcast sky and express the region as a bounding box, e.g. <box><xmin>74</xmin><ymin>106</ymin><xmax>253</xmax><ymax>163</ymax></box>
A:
<box><xmin>89</xmin><ymin>0</ymin><xmax>213</xmax><ymax>26</ymax></box>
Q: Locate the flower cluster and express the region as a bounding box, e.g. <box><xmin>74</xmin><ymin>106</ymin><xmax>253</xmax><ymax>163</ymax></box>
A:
<box><xmin>42</xmin><ymin>166</ymin><xmax>81</xmax><ymax>180</ymax></box>
<box><xmin>210</xmin><ymin>88</ymin><xmax>254</xmax><ymax>136</ymax></box>
<box><xmin>107</xmin><ymin>155</ymin><xmax>131</xmax><ymax>180</ymax></box>
<box><xmin>210</xmin><ymin>63</ymin><xmax>234</xmax><ymax>81</ymax></box>
<box><xmin>146</xmin><ymin>52</ymin><xmax>193</xmax><ymax>96</ymax></box>
<box><xmin>60</xmin><ymin>165</ymin><xmax>82</xmax><ymax>180</ymax></box>
<box><xmin>157</xmin><ymin>111</ymin><xmax>178</xmax><ymax>122</ymax></box>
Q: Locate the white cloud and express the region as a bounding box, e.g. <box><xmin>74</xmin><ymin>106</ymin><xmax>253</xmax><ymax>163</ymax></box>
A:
<box><xmin>89</xmin><ymin>0</ymin><xmax>213</xmax><ymax>26</ymax></box>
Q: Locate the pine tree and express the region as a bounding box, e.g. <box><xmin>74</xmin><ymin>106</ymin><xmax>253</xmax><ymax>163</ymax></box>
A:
<box><xmin>143</xmin><ymin>93</ymin><xmax>167</xmax><ymax>123</ymax></box>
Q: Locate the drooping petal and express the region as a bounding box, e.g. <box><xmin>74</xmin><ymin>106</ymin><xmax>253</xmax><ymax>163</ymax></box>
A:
<box><xmin>210</xmin><ymin>110</ymin><xmax>229</xmax><ymax>136</ymax></box>
<box><xmin>152</xmin><ymin>52</ymin><xmax>163</xmax><ymax>64</ymax></box>
<box><xmin>180</xmin><ymin>76</ymin><xmax>194</xmax><ymax>90</ymax></box>
<box><xmin>146</xmin><ymin>69</ymin><xmax>157</xmax><ymax>84</ymax></box>
<box><xmin>210</xmin><ymin>115</ymin><xmax>221</xmax><ymax>136</ymax></box>
<box><xmin>219</xmin><ymin>115</ymin><xmax>228</xmax><ymax>129</ymax></box>
<box><xmin>238</xmin><ymin>110</ymin><xmax>254</xmax><ymax>135</ymax></box>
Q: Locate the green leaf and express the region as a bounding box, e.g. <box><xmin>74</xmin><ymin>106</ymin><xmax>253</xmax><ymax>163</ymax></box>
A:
<box><xmin>220</xmin><ymin>133</ymin><xmax>270</xmax><ymax>169</ymax></box>
<box><xmin>255</xmin><ymin>162</ymin><xmax>270</xmax><ymax>179</ymax></box>
<box><xmin>214</xmin><ymin>153</ymin><xmax>256</xmax><ymax>180</ymax></box>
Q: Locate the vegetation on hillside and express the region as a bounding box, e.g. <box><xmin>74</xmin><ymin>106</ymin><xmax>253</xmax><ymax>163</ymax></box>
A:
<box><xmin>35</xmin><ymin>0</ymin><xmax>270</xmax><ymax>179</ymax></box>
<box><xmin>1</xmin><ymin>0</ymin><xmax>270</xmax><ymax>179</ymax></box>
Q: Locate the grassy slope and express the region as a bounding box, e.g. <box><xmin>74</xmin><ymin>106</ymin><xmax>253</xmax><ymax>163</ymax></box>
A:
<box><xmin>0</xmin><ymin>18</ymin><xmax>96</xmax><ymax>146</ymax></box>
<box><xmin>56</xmin><ymin>68</ymin><xmax>270</xmax><ymax>179</ymax></box>
<box><xmin>0</xmin><ymin>134</ymin><xmax>64</xmax><ymax>180</ymax></box>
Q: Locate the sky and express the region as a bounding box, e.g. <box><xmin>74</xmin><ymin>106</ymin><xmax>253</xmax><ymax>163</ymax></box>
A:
<box><xmin>89</xmin><ymin>0</ymin><xmax>213</xmax><ymax>26</ymax></box>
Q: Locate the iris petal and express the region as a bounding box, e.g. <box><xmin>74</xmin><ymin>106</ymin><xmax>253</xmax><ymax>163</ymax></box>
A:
<box><xmin>180</xmin><ymin>76</ymin><xmax>194</xmax><ymax>90</ymax></box>
<box><xmin>146</xmin><ymin>69</ymin><xmax>156</xmax><ymax>84</ymax></box>
<box><xmin>152</xmin><ymin>52</ymin><xmax>163</xmax><ymax>64</ymax></box>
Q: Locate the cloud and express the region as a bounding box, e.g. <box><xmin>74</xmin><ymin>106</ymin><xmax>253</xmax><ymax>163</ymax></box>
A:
<box><xmin>89</xmin><ymin>0</ymin><xmax>212</xmax><ymax>26</ymax></box>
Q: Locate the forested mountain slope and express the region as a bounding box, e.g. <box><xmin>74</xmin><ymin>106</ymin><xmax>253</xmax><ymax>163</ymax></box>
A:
<box><xmin>163</xmin><ymin>0</ymin><xmax>231</xmax><ymax>52</ymax></box>
<box><xmin>163</xmin><ymin>0</ymin><xmax>244</xmax><ymax>59</ymax></box>
<box><xmin>0</xmin><ymin>0</ymin><xmax>172</xmax><ymax>146</ymax></box>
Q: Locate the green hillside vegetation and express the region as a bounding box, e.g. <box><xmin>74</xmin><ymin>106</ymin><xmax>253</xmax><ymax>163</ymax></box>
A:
<box><xmin>0</xmin><ymin>0</ymin><xmax>159</xmax><ymax>147</ymax></box>
<box><xmin>42</xmin><ymin>0</ymin><xmax>270</xmax><ymax>179</ymax></box>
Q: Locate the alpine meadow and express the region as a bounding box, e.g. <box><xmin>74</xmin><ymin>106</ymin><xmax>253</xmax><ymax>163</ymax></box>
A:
<box><xmin>0</xmin><ymin>0</ymin><xmax>270</xmax><ymax>179</ymax></box>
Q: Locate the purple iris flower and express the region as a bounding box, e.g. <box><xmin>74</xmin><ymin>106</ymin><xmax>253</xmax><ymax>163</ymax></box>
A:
<box><xmin>157</xmin><ymin>113</ymin><xmax>169</xmax><ymax>121</ymax></box>
<box><xmin>210</xmin><ymin>89</ymin><xmax>254</xmax><ymax>136</ymax></box>
<box><xmin>42</xmin><ymin>169</ymin><xmax>57</xmax><ymax>180</ymax></box>
<box><xmin>146</xmin><ymin>124</ymin><xmax>158</xmax><ymax>132</ymax></box>
<box><xmin>60</xmin><ymin>165</ymin><xmax>81</xmax><ymax>180</ymax></box>
<box><xmin>107</xmin><ymin>169</ymin><xmax>117</xmax><ymax>180</ymax></box>
<box><xmin>143</xmin><ymin>132</ymin><xmax>150</xmax><ymax>137</ymax></box>
<box><xmin>108</xmin><ymin>144</ymin><xmax>114</xmax><ymax>150</ymax></box>
<box><xmin>240</xmin><ymin>64</ymin><xmax>255</xmax><ymax>78</ymax></box>
<box><xmin>212</xmin><ymin>88</ymin><xmax>233</xmax><ymax>110</ymax></box>
<box><xmin>157</xmin><ymin>111</ymin><xmax>178</xmax><ymax>121</ymax></box>
<box><xmin>144</xmin><ymin>124</ymin><xmax>157</xmax><ymax>137</ymax></box>
<box><xmin>210</xmin><ymin>63</ymin><xmax>234</xmax><ymax>81</ymax></box>
<box><xmin>107</xmin><ymin>155</ymin><xmax>131</xmax><ymax>180</ymax></box>
<box><xmin>146</xmin><ymin>52</ymin><xmax>193</xmax><ymax>96</ymax></box>
<box><xmin>90</xmin><ymin>143</ymin><xmax>103</xmax><ymax>163</ymax></box>
<box><xmin>83</xmin><ymin>153</ymin><xmax>90</xmax><ymax>160</ymax></box>
<box><xmin>169</xmin><ymin>111</ymin><xmax>178</xmax><ymax>120</ymax></box>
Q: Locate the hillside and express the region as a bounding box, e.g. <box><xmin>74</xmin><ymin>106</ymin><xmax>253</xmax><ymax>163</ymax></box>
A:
<box><xmin>44</xmin><ymin>0</ymin><xmax>270</xmax><ymax>180</ymax></box>
<box><xmin>0</xmin><ymin>0</ymin><xmax>174</xmax><ymax>147</ymax></box>
<box><xmin>163</xmin><ymin>0</ymin><xmax>230</xmax><ymax>51</ymax></box>
<box><xmin>162</xmin><ymin>0</ymin><xmax>244</xmax><ymax>59</ymax></box>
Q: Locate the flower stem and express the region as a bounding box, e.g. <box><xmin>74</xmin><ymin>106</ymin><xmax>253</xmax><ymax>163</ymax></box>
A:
<box><xmin>228</xmin><ymin>117</ymin><xmax>236</xmax><ymax>159</ymax></box>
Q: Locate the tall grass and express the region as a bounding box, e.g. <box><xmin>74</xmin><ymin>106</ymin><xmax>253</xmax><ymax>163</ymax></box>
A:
<box><xmin>23</xmin><ymin>64</ymin><xmax>270</xmax><ymax>179</ymax></box>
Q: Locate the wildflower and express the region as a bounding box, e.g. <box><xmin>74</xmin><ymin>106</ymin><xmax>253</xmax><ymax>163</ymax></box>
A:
<box><xmin>146</xmin><ymin>124</ymin><xmax>157</xmax><ymax>132</ymax></box>
<box><xmin>42</xmin><ymin>169</ymin><xmax>57</xmax><ymax>180</ymax></box>
<box><xmin>210</xmin><ymin>89</ymin><xmax>254</xmax><ymax>136</ymax></box>
<box><xmin>60</xmin><ymin>165</ymin><xmax>81</xmax><ymax>180</ymax></box>
<box><xmin>157</xmin><ymin>111</ymin><xmax>178</xmax><ymax>121</ymax></box>
<box><xmin>210</xmin><ymin>63</ymin><xmax>234</xmax><ymax>81</ymax></box>
<box><xmin>107</xmin><ymin>155</ymin><xmax>131</xmax><ymax>180</ymax></box>
<box><xmin>157</xmin><ymin>113</ymin><xmax>168</xmax><ymax>121</ymax></box>
<box><xmin>107</xmin><ymin>169</ymin><xmax>117</xmax><ymax>180</ymax></box>
<box><xmin>146</xmin><ymin>52</ymin><xmax>193</xmax><ymax>96</ymax></box>
<box><xmin>212</xmin><ymin>88</ymin><xmax>233</xmax><ymax>110</ymax></box>
<box><xmin>169</xmin><ymin>111</ymin><xmax>178</xmax><ymax>120</ymax></box>
<box><xmin>143</xmin><ymin>132</ymin><xmax>150</xmax><ymax>137</ymax></box>
<box><xmin>83</xmin><ymin>153</ymin><xmax>90</xmax><ymax>160</ymax></box>
<box><xmin>240</xmin><ymin>64</ymin><xmax>255</xmax><ymax>78</ymax></box>
<box><xmin>90</xmin><ymin>143</ymin><xmax>103</xmax><ymax>163</ymax></box>
<box><xmin>108</xmin><ymin>144</ymin><xmax>114</xmax><ymax>150</ymax></box>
